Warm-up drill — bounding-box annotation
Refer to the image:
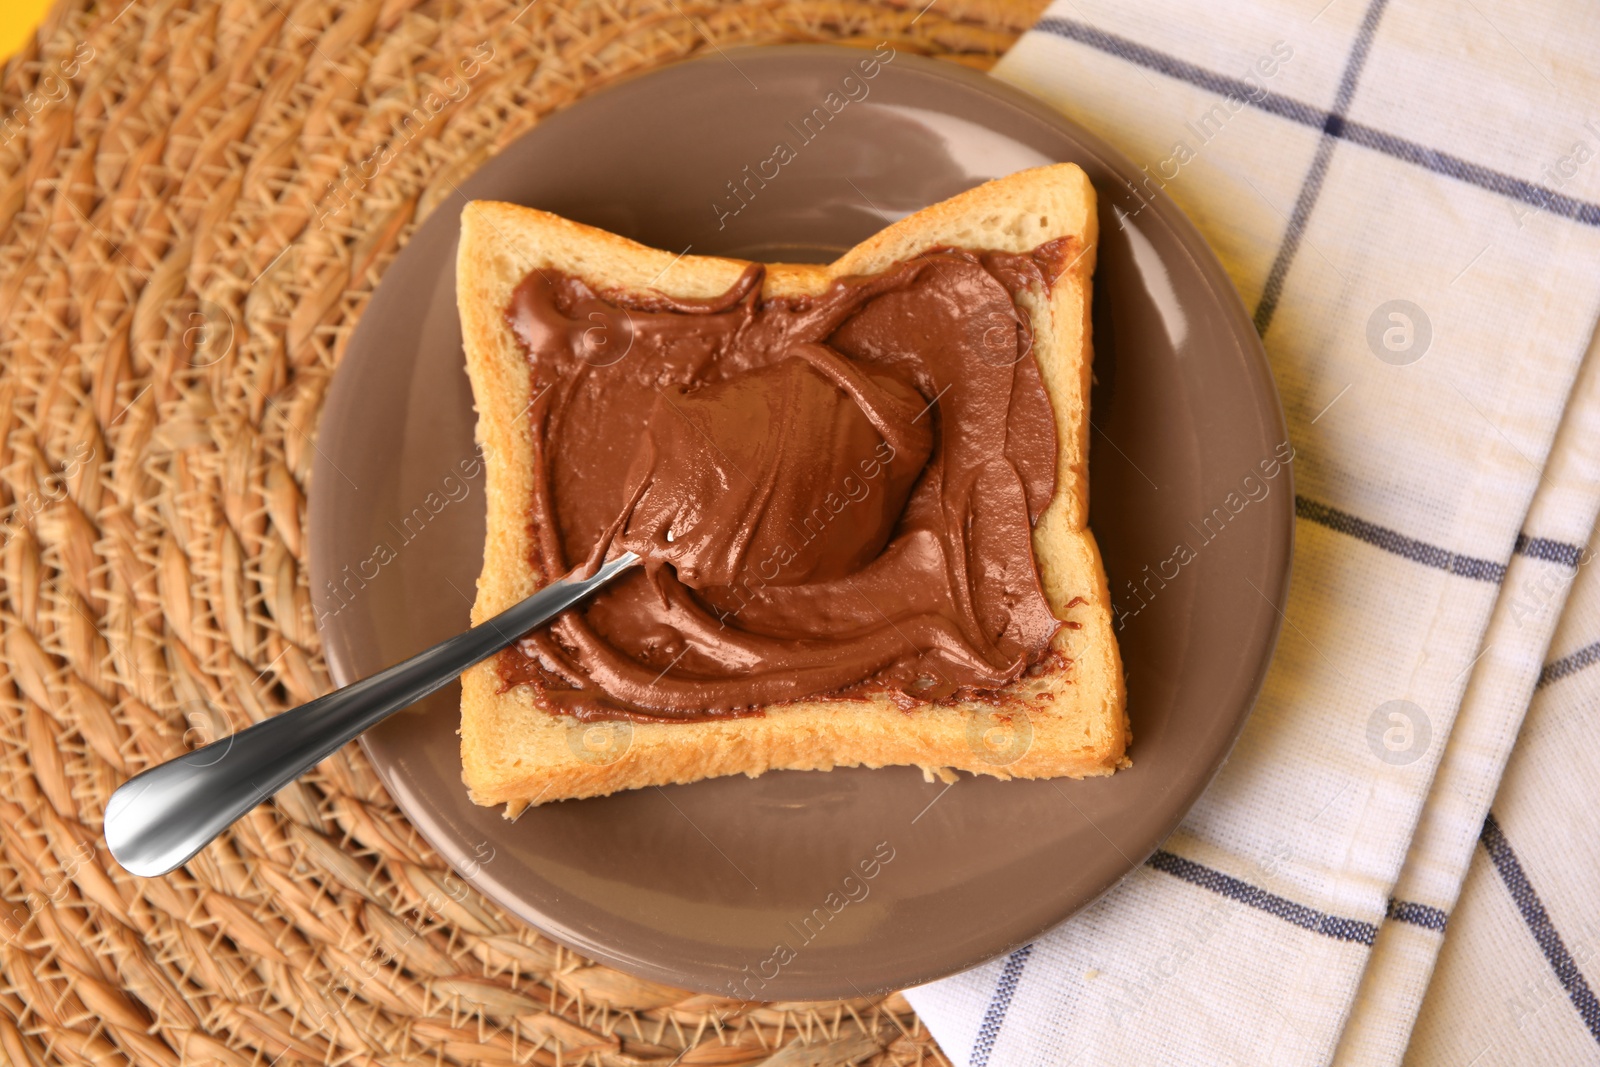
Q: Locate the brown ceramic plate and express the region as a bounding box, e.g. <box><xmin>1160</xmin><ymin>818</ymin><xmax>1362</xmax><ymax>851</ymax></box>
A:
<box><xmin>309</xmin><ymin>45</ymin><xmax>1290</xmax><ymax>999</ymax></box>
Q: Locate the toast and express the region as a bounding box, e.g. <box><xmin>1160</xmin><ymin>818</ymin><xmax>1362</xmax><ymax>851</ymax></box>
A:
<box><xmin>457</xmin><ymin>163</ymin><xmax>1128</xmax><ymax>814</ymax></box>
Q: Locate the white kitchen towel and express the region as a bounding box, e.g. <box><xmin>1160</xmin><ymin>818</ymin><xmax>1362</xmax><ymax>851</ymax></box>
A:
<box><xmin>1404</xmin><ymin>523</ymin><xmax>1600</xmax><ymax>1065</ymax></box>
<box><xmin>1333</xmin><ymin>317</ymin><xmax>1600</xmax><ymax>1063</ymax></box>
<box><xmin>904</xmin><ymin>2</ymin><xmax>1600</xmax><ymax>1065</ymax></box>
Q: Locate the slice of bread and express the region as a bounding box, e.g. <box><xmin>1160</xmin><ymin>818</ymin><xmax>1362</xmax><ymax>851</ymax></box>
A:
<box><xmin>457</xmin><ymin>163</ymin><xmax>1128</xmax><ymax>814</ymax></box>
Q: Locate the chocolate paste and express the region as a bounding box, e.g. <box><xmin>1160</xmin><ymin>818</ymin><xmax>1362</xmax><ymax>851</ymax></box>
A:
<box><xmin>499</xmin><ymin>242</ymin><xmax>1075</xmax><ymax>721</ymax></box>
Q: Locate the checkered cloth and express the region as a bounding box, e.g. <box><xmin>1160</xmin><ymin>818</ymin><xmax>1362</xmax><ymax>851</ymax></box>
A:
<box><xmin>902</xmin><ymin>2</ymin><xmax>1600</xmax><ymax>1064</ymax></box>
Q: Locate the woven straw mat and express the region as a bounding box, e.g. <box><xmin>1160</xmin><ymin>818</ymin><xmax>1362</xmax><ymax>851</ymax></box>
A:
<box><xmin>0</xmin><ymin>0</ymin><xmax>1050</xmax><ymax>1064</ymax></box>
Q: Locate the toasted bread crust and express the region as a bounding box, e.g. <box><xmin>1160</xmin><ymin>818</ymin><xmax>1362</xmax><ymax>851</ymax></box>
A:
<box><xmin>457</xmin><ymin>164</ymin><xmax>1127</xmax><ymax>813</ymax></box>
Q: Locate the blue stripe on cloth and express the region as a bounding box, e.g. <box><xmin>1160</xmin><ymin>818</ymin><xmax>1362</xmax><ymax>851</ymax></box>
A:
<box><xmin>1386</xmin><ymin>897</ymin><xmax>1449</xmax><ymax>932</ymax></box>
<box><xmin>1480</xmin><ymin>813</ymin><xmax>1600</xmax><ymax>1045</ymax></box>
<box><xmin>1295</xmin><ymin>496</ymin><xmax>1507</xmax><ymax>582</ymax></box>
<box><xmin>1031</xmin><ymin>17</ymin><xmax>1600</xmax><ymax>229</ymax></box>
<box><xmin>1148</xmin><ymin>850</ymin><xmax>1378</xmax><ymax>945</ymax></box>
<box><xmin>1513</xmin><ymin>533</ymin><xmax>1588</xmax><ymax>569</ymax></box>
<box><xmin>1251</xmin><ymin>0</ymin><xmax>1390</xmax><ymax>333</ymax></box>
<box><xmin>970</xmin><ymin>946</ymin><xmax>1033</xmax><ymax>1067</ymax></box>
<box><xmin>1537</xmin><ymin>639</ymin><xmax>1600</xmax><ymax>690</ymax></box>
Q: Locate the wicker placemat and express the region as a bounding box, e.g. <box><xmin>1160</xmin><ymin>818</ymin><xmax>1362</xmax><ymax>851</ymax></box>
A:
<box><xmin>0</xmin><ymin>1</ymin><xmax>1047</xmax><ymax>1064</ymax></box>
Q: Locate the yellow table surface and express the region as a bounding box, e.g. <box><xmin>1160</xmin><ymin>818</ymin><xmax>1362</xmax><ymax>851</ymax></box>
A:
<box><xmin>1</xmin><ymin>0</ymin><xmax>53</xmax><ymax>61</ymax></box>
